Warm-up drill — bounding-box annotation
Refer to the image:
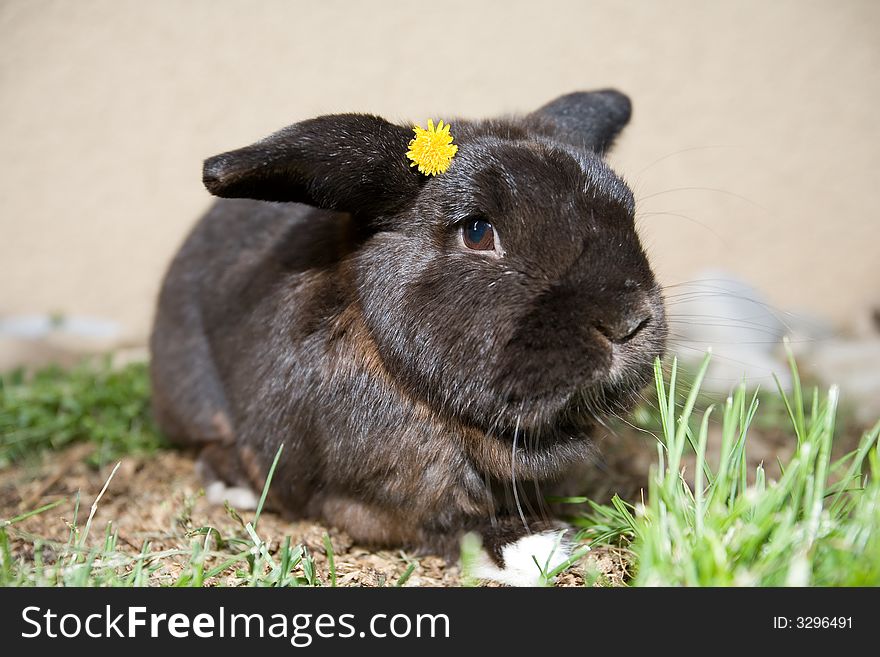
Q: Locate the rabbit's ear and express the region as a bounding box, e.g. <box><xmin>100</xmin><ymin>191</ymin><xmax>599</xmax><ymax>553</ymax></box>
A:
<box><xmin>529</xmin><ymin>90</ymin><xmax>632</xmax><ymax>153</ymax></box>
<box><xmin>202</xmin><ymin>114</ymin><xmax>424</xmax><ymax>215</ymax></box>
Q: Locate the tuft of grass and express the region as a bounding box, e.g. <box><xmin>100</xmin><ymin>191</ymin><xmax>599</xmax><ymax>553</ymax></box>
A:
<box><xmin>0</xmin><ymin>358</ymin><xmax>163</xmax><ymax>467</ymax></box>
<box><xmin>0</xmin><ymin>444</ymin><xmax>337</xmax><ymax>587</ymax></box>
<box><xmin>575</xmin><ymin>351</ymin><xmax>880</xmax><ymax>586</ymax></box>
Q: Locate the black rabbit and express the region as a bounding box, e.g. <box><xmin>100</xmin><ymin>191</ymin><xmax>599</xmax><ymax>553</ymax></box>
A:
<box><xmin>150</xmin><ymin>90</ymin><xmax>666</xmax><ymax>585</ymax></box>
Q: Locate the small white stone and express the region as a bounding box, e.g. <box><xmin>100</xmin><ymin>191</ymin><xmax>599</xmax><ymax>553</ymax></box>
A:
<box><xmin>204</xmin><ymin>481</ymin><xmax>259</xmax><ymax>510</ymax></box>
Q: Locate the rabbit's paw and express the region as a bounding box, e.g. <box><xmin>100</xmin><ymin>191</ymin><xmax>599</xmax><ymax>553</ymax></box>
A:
<box><xmin>471</xmin><ymin>530</ymin><xmax>571</xmax><ymax>587</ymax></box>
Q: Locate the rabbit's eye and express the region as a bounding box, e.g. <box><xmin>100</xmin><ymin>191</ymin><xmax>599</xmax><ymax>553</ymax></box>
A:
<box><xmin>462</xmin><ymin>219</ymin><xmax>495</xmax><ymax>251</ymax></box>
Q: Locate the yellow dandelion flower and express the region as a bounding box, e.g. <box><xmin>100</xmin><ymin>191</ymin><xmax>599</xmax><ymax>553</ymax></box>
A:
<box><xmin>406</xmin><ymin>119</ymin><xmax>458</xmax><ymax>176</ymax></box>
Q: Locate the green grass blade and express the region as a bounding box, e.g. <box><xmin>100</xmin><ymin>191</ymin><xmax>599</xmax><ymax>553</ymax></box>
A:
<box><xmin>323</xmin><ymin>533</ymin><xmax>337</xmax><ymax>587</ymax></box>
<box><xmin>253</xmin><ymin>443</ymin><xmax>284</xmax><ymax>531</ymax></box>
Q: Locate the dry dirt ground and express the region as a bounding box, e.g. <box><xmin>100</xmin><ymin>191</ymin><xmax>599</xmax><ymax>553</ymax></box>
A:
<box><xmin>0</xmin><ymin>419</ymin><xmax>817</xmax><ymax>587</ymax></box>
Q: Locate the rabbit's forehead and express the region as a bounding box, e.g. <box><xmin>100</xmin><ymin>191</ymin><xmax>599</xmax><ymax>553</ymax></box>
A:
<box><xmin>424</xmin><ymin>138</ymin><xmax>635</xmax><ymax>231</ymax></box>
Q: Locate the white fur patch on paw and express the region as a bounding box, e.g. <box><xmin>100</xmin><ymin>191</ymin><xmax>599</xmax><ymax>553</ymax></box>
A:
<box><xmin>472</xmin><ymin>530</ymin><xmax>571</xmax><ymax>587</ymax></box>
<box><xmin>204</xmin><ymin>480</ymin><xmax>259</xmax><ymax>510</ymax></box>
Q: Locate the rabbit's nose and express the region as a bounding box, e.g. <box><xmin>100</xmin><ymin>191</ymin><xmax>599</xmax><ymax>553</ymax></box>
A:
<box><xmin>595</xmin><ymin>309</ymin><xmax>652</xmax><ymax>344</ymax></box>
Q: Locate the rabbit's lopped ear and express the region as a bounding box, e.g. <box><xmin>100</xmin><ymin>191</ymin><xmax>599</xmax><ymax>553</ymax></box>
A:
<box><xmin>529</xmin><ymin>90</ymin><xmax>632</xmax><ymax>154</ymax></box>
<box><xmin>202</xmin><ymin>114</ymin><xmax>424</xmax><ymax>215</ymax></box>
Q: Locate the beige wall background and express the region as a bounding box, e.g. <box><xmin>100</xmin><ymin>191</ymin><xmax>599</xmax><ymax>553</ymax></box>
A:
<box><xmin>1</xmin><ymin>0</ymin><xmax>878</xmax><ymax>350</ymax></box>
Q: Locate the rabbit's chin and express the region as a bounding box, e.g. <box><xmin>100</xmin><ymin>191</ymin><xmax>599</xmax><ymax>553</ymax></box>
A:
<box><xmin>475</xmin><ymin>362</ymin><xmax>655</xmax><ymax>435</ymax></box>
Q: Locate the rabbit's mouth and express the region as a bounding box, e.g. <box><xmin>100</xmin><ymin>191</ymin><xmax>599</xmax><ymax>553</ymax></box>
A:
<box><xmin>485</xmin><ymin>293</ymin><xmax>667</xmax><ymax>433</ymax></box>
<box><xmin>511</xmin><ymin>357</ymin><xmax>657</xmax><ymax>432</ymax></box>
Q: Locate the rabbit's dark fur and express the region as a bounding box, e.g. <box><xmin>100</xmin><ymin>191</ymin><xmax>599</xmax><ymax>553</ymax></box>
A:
<box><xmin>150</xmin><ymin>90</ymin><xmax>666</xmax><ymax>583</ymax></box>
